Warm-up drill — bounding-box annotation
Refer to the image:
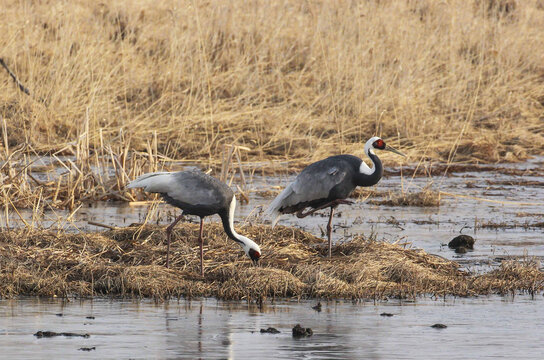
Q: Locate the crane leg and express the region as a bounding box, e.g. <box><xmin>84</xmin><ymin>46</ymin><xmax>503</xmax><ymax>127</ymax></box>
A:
<box><xmin>327</xmin><ymin>207</ymin><xmax>335</xmax><ymax>257</ymax></box>
<box><xmin>165</xmin><ymin>213</ymin><xmax>185</xmax><ymax>268</ymax></box>
<box><xmin>198</xmin><ymin>217</ymin><xmax>204</xmax><ymax>277</ymax></box>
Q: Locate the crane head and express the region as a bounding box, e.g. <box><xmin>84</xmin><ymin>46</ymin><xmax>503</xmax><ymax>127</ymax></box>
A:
<box><xmin>368</xmin><ymin>137</ymin><xmax>406</xmax><ymax>157</ymax></box>
<box><xmin>248</xmin><ymin>248</ymin><xmax>261</xmax><ymax>263</ymax></box>
<box><xmin>237</xmin><ymin>236</ymin><xmax>261</xmax><ymax>263</ymax></box>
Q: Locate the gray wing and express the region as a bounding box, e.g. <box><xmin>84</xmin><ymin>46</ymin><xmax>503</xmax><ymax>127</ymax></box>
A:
<box><xmin>128</xmin><ymin>170</ymin><xmax>232</xmax><ymax>207</ymax></box>
<box><xmin>166</xmin><ymin>171</ymin><xmax>232</xmax><ymax>206</ymax></box>
<box><xmin>286</xmin><ymin>165</ymin><xmax>347</xmax><ymax>207</ymax></box>
<box><xmin>266</xmin><ymin>162</ymin><xmax>348</xmax><ymax>216</ymax></box>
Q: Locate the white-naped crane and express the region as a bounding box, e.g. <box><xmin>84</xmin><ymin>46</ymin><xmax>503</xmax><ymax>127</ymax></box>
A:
<box><xmin>265</xmin><ymin>137</ymin><xmax>405</xmax><ymax>257</ymax></box>
<box><xmin>127</xmin><ymin>170</ymin><xmax>261</xmax><ymax>275</ymax></box>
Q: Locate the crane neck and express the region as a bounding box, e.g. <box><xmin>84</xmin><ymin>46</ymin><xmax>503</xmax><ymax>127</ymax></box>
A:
<box><xmin>219</xmin><ymin>197</ymin><xmax>259</xmax><ymax>251</ymax></box>
<box><xmin>355</xmin><ymin>148</ymin><xmax>383</xmax><ymax>186</ymax></box>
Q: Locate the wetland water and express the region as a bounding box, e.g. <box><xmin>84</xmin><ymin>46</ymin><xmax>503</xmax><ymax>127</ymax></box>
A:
<box><xmin>10</xmin><ymin>156</ymin><xmax>544</xmax><ymax>271</ymax></box>
<box><xmin>2</xmin><ymin>157</ymin><xmax>544</xmax><ymax>358</ymax></box>
<box><xmin>1</xmin><ymin>296</ymin><xmax>543</xmax><ymax>359</ymax></box>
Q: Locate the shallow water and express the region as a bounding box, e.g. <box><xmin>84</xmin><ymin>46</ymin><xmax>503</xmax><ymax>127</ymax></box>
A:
<box><xmin>2</xmin><ymin>158</ymin><xmax>544</xmax><ymax>358</ymax></box>
<box><xmin>1</xmin><ymin>296</ymin><xmax>543</xmax><ymax>359</ymax></box>
<box><xmin>7</xmin><ymin>157</ymin><xmax>543</xmax><ymax>272</ymax></box>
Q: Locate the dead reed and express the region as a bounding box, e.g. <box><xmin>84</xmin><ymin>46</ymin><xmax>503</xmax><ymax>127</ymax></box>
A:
<box><xmin>1</xmin><ymin>224</ymin><xmax>542</xmax><ymax>300</ymax></box>
<box><xmin>1</xmin><ymin>0</ymin><xmax>544</xmax><ymax>209</ymax></box>
<box><xmin>369</xmin><ymin>186</ymin><xmax>441</xmax><ymax>207</ymax></box>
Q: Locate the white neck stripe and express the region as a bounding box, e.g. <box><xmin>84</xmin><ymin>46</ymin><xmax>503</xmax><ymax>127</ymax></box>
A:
<box><xmin>228</xmin><ymin>197</ymin><xmax>260</xmax><ymax>252</ymax></box>
<box><xmin>360</xmin><ymin>137</ymin><xmax>380</xmax><ymax>175</ymax></box>
<box><xmin>359</xmin><ymin>160</ymin><xmax>375</xmax><ymax>175</ymax></box>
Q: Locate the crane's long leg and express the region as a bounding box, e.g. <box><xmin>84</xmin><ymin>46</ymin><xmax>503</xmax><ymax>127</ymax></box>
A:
<box><xmin>327</xmin><ymin>207</ymin><xmax>334</xmax><ymax>258</ymax></box>
<box><xmin>165</xmin><ymin>213</ymin><xmax>185</xmax><ymax>268</ymax></box>
<box><xmin>296</xmin><ymin>199</ymin><xmax>353</xmax><ymax>218</ymax></box>
<box><xmin>198</xmin><ymin>217</ymin><xmax>204</xmax><ymax>277</ymax></box>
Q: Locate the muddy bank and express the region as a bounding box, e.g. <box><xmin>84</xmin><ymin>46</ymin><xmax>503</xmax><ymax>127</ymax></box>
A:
<box><xmin>0</xmin><ymin>224</ymin><xmax>542</xmax><ymax>300</ymax></box>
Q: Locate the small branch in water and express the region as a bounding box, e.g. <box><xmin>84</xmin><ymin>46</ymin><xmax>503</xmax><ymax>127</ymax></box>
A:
<box><xmin>0</xmin><ymin>58</ymin><xmax>31</xmax><ymax>95</ymax></box>
<box><xmin>88</xmin><ymin>221</ymin><xmax>118</xmax><ymax>230</ymax></box>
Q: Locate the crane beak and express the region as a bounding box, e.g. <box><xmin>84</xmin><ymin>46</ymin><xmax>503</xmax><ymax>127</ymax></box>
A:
<box><xmin>385</xmin><ymin>145</ymin><xmax>406</xmax><ymax>157</ymax></box>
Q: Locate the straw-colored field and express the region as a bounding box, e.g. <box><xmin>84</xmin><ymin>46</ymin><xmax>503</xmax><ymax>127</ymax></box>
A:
<box><xmin>2</xmin><ymin>0</ymin><xmax>544</xmax><ymax>210</ymax></box>
<box><xmin>1</xmin><ymin>224</ymin><xmax>542</xmax><ymax>300</ymax></box>
<box><xmin>2</xmin><ymin>0</ymin><xmax>544</xmax><ymax>163</ymax></box>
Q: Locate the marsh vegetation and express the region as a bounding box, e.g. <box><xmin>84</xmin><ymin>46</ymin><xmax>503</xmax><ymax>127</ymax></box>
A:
<box><xmin>1</xmin><ymin>0</ymin><xmax>544</xmax><ymax>210</ymax></box>
<box><xmin>1</xmin><ymin>0</ymin><xmax>544</xmax><ymax>301</ymax></box>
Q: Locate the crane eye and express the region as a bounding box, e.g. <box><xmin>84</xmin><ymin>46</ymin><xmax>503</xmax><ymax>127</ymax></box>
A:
<box><xmin>373</xmin><ymin>139</ymin><xmax>385</xmax><ymax>149</ymax></box>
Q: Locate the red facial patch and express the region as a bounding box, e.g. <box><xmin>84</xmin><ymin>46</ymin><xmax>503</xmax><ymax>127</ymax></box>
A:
<box><xmin>373</xmin><ymin>139</ymin><xmax>385</xmax><ymax>149</ymax></box>
<box><xmin>249</xmin><ymin>249</ymin><xmax>261</xmax><ymax>262</ymax></box>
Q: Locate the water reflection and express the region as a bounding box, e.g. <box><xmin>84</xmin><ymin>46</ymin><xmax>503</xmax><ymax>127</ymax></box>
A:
<box><xmin>1</xmin><ymin>297</ymin><xmax>543</xmax><ymax>359</ymax></box>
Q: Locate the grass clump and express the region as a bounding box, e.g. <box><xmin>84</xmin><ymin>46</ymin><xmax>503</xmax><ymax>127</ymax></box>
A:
<box><xmin>368</xmin><ymin>186</ymin><xmax>441</xmax><ymax>207</ymax></box>
<box><xmin>1</xmin><ymin>224</ymin><xmax>542</xmax><ymax>301</ymax></box>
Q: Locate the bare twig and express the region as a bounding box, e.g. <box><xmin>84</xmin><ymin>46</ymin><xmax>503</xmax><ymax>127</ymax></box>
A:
<box><xmin>0</xmin><ymin>58</ymin><xmax>30</xmax><ymax>95</ymax></box>
<box><xmin>88</xmin><ymin>221</ymin><xmax>118</xmax><ymax>230</ymax></box>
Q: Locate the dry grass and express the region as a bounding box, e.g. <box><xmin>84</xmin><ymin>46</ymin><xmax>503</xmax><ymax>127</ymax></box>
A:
<box><xmin>350</xmin><ymin>184</ymin><xmax>441</xmax><ymax>207</ymax></box>
<box><xmin>1</xmin><ymin>0</ymin><xmax>544</xmax><ymax>162</ymax></box>
<box><xmin>1</xmin><ymin>0</ymin><xmax>544</xmax><ymax>209</ymax></box>
<box><xmin>369</xmin><ymin>186</ymin><xmax>441</xmax><ymax>207</ymax></box>
<box><xmin>1</xmin><ymin>224</ymin><xmax>542</xmax><ymax>300</ymax></box>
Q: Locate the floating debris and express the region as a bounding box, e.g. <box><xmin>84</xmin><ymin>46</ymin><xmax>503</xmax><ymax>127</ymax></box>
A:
<box><xmin>292</xmin><ymin>324</ymin><xmax>313</xmax><ymax>338</ymax></box>
<box><xmin>448</xmin><ymin>235</ymin><xmax>475</xmax><ymax>250</ymax></box>
<box><xmin>431</xmin><ymin>324</ymin><xmax>447</xmax><ymax>329</ymax></box>
<box><xmin>34</xmin><ymin>331</ymin><xmax>90</xmax><ymax>338</ymax></box>
<box><xmin>455</xmin><ymin>247</ymin><xmax>468</xmax><ymax>254</ymax></box>
<box><xmin>86</xmin><ymin>316</ymin><xmax>95</xmax><ymax>319</ymax></box>
<box><xmin>78</xmin><ymin>347</ymin><xmax>96</xmax><ymax>352</ymax></box>
<box><xmin>260</xmin><ymin>327</ymin><xmax>280</xmax><ymax>334</ymax></box>
<box><xmin>380</xmin><ymin>312</ymin><xmax>394</xmax><ymax>317</ymax></box>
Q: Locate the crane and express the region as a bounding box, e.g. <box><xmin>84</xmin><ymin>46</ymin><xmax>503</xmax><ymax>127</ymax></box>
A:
<box><xmin>127</xmin><ymin>170</ymin><xmax>261</xmax><ymax>275</ymax></box>
<box><xmin>265</xmin><ymin>136</ymin><xmax>405</xmax><ymax>257</ymax></box>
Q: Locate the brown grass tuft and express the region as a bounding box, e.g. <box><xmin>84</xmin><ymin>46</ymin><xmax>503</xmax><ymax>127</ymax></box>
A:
<box><xmin>1</xmin><ymin>224</ymin><xmax>542</xmax><ymax>300</ymax></box>
<box><xmin>368</xmin><ymin>186</ymin><xmax>441</xmax><ymax>207</ymax></box>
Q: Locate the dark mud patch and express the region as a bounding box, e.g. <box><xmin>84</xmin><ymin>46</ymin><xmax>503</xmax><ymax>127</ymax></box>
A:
<box><xmin>486</xmin><ymin>180</ymin><xmax>544</xmax><ymax>187</ymax></box>
<box><xmin>260</xmin><ymin>327</ymin><xmax>280</xmax><ymax>334</ymax></box>
<box><xmin>448</xmin><ymin>235</ymin><xmax>475</xmax><ymax>250</ymax></box>
<box><xmin>78</xmin><ymin>347</ymin><xmax>96</xmax><ymax>351</ymax></box>
<box><xmin>34</xmin><ymin>331</ymin><xmax>90</xmax><ymax>338</ymax></box>
<box><xmin>478</xmin><ymin>221</ymin><xmax>544</xmax><ymax>230</ymax></box>
<box><xmin>292</xmin><ymin>324</ymin><xmax>313</xmax><ymax>337</ymax></box>
<box><xmin>413</xmin><ymin>219</ymin><xmax>440</xmax><ymax>225</ymax></box>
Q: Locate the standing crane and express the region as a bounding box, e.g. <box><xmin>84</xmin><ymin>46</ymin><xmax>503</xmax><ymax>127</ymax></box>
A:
<box><xmin>265</xmin><ymin>136</ymin><xmax>405</xmax><ymax>257</ymax></box>
<box><xmin>127</xmin><ymin>170</ymin><xmax>261</xmax><ymax>275</ymax></box>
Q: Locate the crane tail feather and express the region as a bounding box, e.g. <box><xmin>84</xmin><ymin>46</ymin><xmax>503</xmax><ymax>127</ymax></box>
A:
<box><xmin>269</xmin><ymin>210</ymin><xmax>282</xmax><ymax>228</ymax></box>
<box><xmin>264</xmin><ymin>183</ymin><xmax>294</xmax><ymax>227</ymax></box>
<box><xmin>126</xmin><ymin>172</ymin><xmax>174</xmax><ymax>192</ymax></box>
